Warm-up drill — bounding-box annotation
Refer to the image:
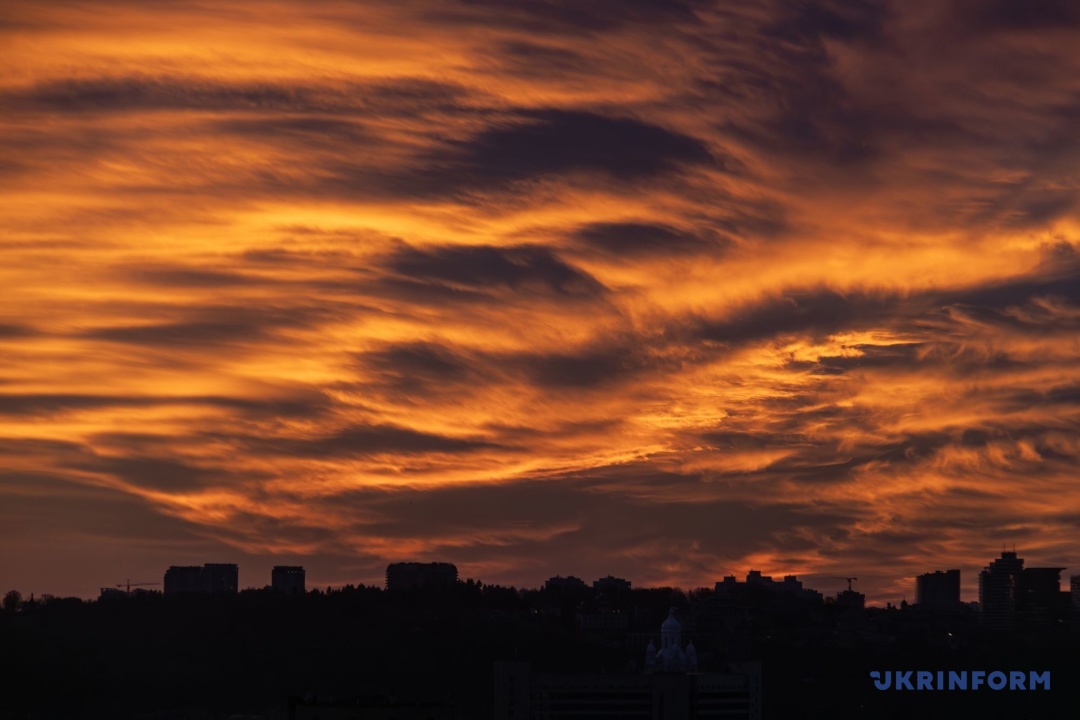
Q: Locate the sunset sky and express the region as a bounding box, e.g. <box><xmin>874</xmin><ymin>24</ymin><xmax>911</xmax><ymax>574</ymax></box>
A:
<box><xmin>2</xmin><ymin>0</ymin><xmax>1078</xmax><ymax>603</ymax></box>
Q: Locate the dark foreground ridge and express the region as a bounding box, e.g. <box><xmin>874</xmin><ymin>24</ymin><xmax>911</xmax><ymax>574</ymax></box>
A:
<box><xmin>3</xmin><ymin>564</ymin><xmax>1079</xmax><ymax>720</ymax></box>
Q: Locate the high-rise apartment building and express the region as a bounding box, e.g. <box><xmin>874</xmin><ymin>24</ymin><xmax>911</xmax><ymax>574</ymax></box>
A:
<box><xmin>916</xmin><ymin>569</ymin><xmax>961</xmax><ymax>612</ymax></box>
<box><xmin>272</xmin><ymin>565</ymin><xmax>306</xmax><ymax>596</ymax></box>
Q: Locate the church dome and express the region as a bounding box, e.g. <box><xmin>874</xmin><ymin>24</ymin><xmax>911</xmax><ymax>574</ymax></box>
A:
<box><xmin>661</xmin><ymin>607</ymin><xmax>681</xmax><ymax>650</ymax></box>
<box><xmin>661</xmin><ymin>607</ymin><xmax>680</xmax><ymax>633</ymax></box>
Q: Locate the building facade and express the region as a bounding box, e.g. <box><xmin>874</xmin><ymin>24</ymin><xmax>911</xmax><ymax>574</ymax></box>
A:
<box><xmin>164</xmin><ymin>565</ymin><xmax>207</xmax><ymax>595</ymax></box>
<box><xmin>978</xmin><ymin>551</ymin><xmax>1068</xmax><ymax>629</ymax></box>
<box><xmin>916</xmin><ymin>569</ymin><xmax>961</xmax><ymax>612</ymax></box>
<box><xmin>163</xmin><ymin>563</ymin><xmax>238</xmax><ymax>596</ymax></box>
<box><xmin>203</xmin><ymin>563</ymin><xmax>239</xmax><ymax>595</ymax></box>
<box><xmin>978</xmin><ymin>551</ymin><xmax>1024</xmax><ymax>629</ymax></box>
<box><xmin>272</xmin><ymin>565</ymin><xmax>306</xmax><ymax>596</ymax></box>
<box><xmin>593</xmin><ymin>575</ymin><xmax>632</xmax><ymax>592</ymax></box>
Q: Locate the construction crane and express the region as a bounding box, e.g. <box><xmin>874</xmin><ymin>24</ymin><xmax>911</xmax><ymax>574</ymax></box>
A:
<box><xmin>115</xmin><ymin>580</ymin><xmax>160</xmax><ymax>594</ymax></box>
<box><xmin>832</xmin><ymin>577</ymin><xmax>858</xmax><ymax>592</ymax></box>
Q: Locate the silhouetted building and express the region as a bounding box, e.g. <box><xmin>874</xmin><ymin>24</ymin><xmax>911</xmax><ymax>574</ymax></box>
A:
<box><xmin>746</xmin><ymin>570</ymin><xmax>771</xmax><ymax>585</ymax></box>
<box><xmin>979</xmin><ymin>551</ymin><xmax>1024</xmax><ymax>630</ymax></box>
<box><xmin>203</xmin><ymin>563</ymin><xmax>238</xmax><ymax>595</ymax></box>
<box><xmin>544</xmin><ymin>575</ymin><xmax>587</xmax><ymax>591</ymax></box>
<box><xmin>164</xmin><ymin>566</ymin><xmax>206</xmax><ymax>595</ymax></box>
<box><xmin>163</xmin><ymin>563</ymin><xmax>238</xmax><ymax>596</ymax></box>
<box><xmin>714</xmin><ymin>571</ymin><xmax>823</xmax><ymax>604</ymax></box>
<box><xmin>977</xmin><ymin>551</ymin><xmax>1068</xmax><ymax>629</ymax></box>
<box><xmin>272</xmin><ymin>566</ymin><xmax>306</xmax><ymax>596</ymax></box>
<box><xmin>1015</xmin><ymin>566</ymin><xmax>1068</xmax><ymax>628</ymax></box>
<box><xmin>916</xmin><ymin>569</ymin><xmax>961</xmax><ymax>612</ymax></box>
<box><xmin>835</xmin><ymin>589</ymin><xmax>865</xmax><ymax>611</ymax></box>
<box><xmin>593</xmin><ymin>575</ymin><xmax>632</xmax><ymax>592</ymax></box>
<box><xmin>1071</xmin><ymin>575</ymin><xmax>1080</xmax><ymax>609</ymax></box>
<box><xmin>779</xmin><ymin>575</ymin><xmax>804</xmax><ymax>592</ymax></box>
<box><xmin>98</xmin><ymin>588</ymin><xmax>128</xmax><ymax>601</ymax></box>
<box><xmin>385</xmin><ymin>562</ymin><xmax>458</xmax><ymax>591</ymax></box>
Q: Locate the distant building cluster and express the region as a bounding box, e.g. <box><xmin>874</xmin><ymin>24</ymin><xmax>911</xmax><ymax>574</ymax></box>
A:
<box><xmin>544</xmin><ymin>575</ymin><xmax>587</xmax><ymax>591</ymax></box>
<box><xmin>164</xmin><ymin>563</ymin><xmax>239</xmax><ymax>596</ymax></box>
<box><xmin>593</xmin><ymin>575</ymin><xmax>632</xmax><ymax>592</ymax></box>
<box><xmin>384</xmin><ymin>562</ymin><xmax>458</xmax><ymax>591</ymax></box>
<box><xmin>157</xmin><ymin>564</ymin><xmax>306</xmax><ymax>597</ymax></box>
<box><xmin>715</xmin><ymin>570</ymin><xmax>827</xmax><ymax>604</ymax></box>
<box><xmin>543</xmin><ymin>574</ymin><xmax>632</xmax><ymax>592</ymax></box>
<box><xmin>94</xmin><ymin>550</ymin><xmax>1074</xmax><ymax>626</ymax></box>
<box><xmin>978</xmin><ymin>551</ymin><xmax>1069</xmax><ymax>630</ymax></box>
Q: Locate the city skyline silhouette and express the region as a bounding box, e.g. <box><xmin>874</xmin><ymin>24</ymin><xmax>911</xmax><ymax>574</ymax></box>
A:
<box><xmin>3</xmin><ymin>548</ymin><xmax>1076</xmax><ymax>719</ymax></box>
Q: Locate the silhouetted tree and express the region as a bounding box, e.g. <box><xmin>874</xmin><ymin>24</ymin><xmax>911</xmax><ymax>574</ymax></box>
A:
<box><xmin>2</xmin><ymin>589</ymin><xmax>22</xmax><ymax>613</ymax></box>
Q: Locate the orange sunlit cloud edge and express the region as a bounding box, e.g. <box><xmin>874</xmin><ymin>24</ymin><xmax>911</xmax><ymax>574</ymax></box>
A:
<box><xmin>1</xmin><ymin>0</ymin><xmax>1079</xmax><ymax>604</ymax></box>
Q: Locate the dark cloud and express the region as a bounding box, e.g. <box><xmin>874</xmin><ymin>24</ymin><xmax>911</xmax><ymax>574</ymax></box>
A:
<box><xmin>360</xmin><ymin>342</ymin><xmax>473</xmax><ymax>383</ymax></box>
<box><xmin>3</xmin><ymin>76</ymin><xmax>326</xmax><ymax>113</ymax></box>
<box><xmin>997</xmin><ymin>384</ymin><xmax>1080</xmax><ymax>415</ymax></box>
<box><xmin>1009</xmin><ymin>191</ymin><xmax>1079</xmax><ymax>227</ymax></box>
<box><xmin>512</xmin><ymin>344</ymin><xmax>661</xmax><ymax>389</ymax></box>
<box><xmin>242</xmin><ymin>423</ymin><xmax>506</xmax><ymax>459</ymax></box>
<box><xmin>0</xmin><ymin>323</ymin><xmax>36</xmax><ymax>338</ymax></box>
<box><xmin>80</xmin><ymin>305</ymin><xmax>340</xmax><ymax>348</ymax></box>
<box><xmin>693</xmin><ymin>288</ymin><xmax>904</xmax><ymax>345</ymax></box>
<box><xmin>0</xmin><ymin>392</ymin><xmax>328</xmax><ymax>418</ymax></box>
<box><xmin>675</xmin><ymin>259</ymin><xmax>1080</xmax><ymax>355</ymax></box>
<box><xmin>951</xmin><ymin>0</ymin><xmax>1080</xmax><ymax>32</ymax></box>
<box><xmin>0</xmin><ymin>436</ymin><xmax>87</xmax><ymax>458</ymax></box>
<box><xmin>2</xmin><ymin>75</ymin><xmax>472</xmax><ymax>117</ymax></box>
<box><xmin>936</xmin><ymin>267</ymin><xmax>1080</xmax><ymax>335</ymax></box>
<box><xmin>570</xmin><ymin>221</ymin><xmax>725</xmax><ymax>256</ymax></box>
<box><xmin>84</xmin><ymin>320</ymin><xmax>281</xmax><ymax>346</ymax></box>
<box><xmin>353</xmin><ymin>276</ymin><xmax>499</xmax><ymax>306</ymax></box>
<box><xmin>351</xmin><ymin>342</ymin><xmax>487</xmax><ymax>398</ymax></box>
<box><xmin>765</xmin><ymin>0</ymin><xmax>890</xmax><ymax>43</ymax></box>
<box><xmin>699</xmin><ymin>430</ymin><xmax>808</xmax><ymax>451</ymax></box>
<box><xmin>356</xmin><ymin>335</ymin><xmax>686</xmax><ymax>394</ymax></box>
<box><xmin>386</xmin><ymin>243</ymin><xmax>606</xmax><ymax>296</ymax></box>
<box><xmin>329</xmin><ymin>470</ymin><xmax>854</xmax><ymax>567</ymax></box>
<box><xmin>487</xmin><ymin>41</ymin><xmax>595</xmax><ymax>80</ymax></box>
<box><xmin>455</xmin><ymin>109</ymin><xmax>716</xmax><ymax>177</ymax></box>
<box><xmin>807</xmin><ymin>342</ymin><xmax>1036</xmax><ymax>378</ymax></box>
<box><xmin>63</xmin><ymin>455</ymin><xmax>219</xmax><ymax>493</ymax></box>
<box><xmin>814</xmin><ymin>343</ymin><xmax>925</xmax><ymax>372</ymax></box>
<box><xmin>401</xmin><ymin>110</ymin><xmax>719</xmax><ymax>196</ymax></box>
<box><xmin>425</xmin><ymin>0</ymin><xmax>708</xmax><ymax>36</ymax></box>
<box><xmin>706</xmin><ymin>6</ymin><xmax>891</xmax><ymax>171</ymax></box>
<box><xmin>0</xmin><ymin>471</ymin><xmax>209</xmax><ymax>541</ymax></box>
